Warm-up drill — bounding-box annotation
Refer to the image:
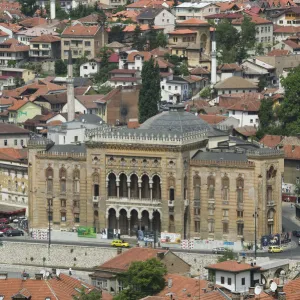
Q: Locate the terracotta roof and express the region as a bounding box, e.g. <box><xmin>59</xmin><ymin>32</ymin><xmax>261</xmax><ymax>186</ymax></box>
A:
<box><xmin>0</xmin><ymin>147</ymin><xmax>27</xmax><ymax>162</ymax></box>
<box><xmin>0</xmin><ymin>96</ymin><xmax>16</xmax><ymax>105</ymax></box>
<box><xmin>127</xmin><ymin>118</ymin><xmax>140</xmax><ymax>129</ymax></box>
<box><xmin>169</xmin><ymin>29</ymin><xmax>197</xmax><ymax>35</ymax></box>
<box><xmin>0</xmin><ymin>22</ymin><xmax>22</xmax><ymax>33</ymax></box>
<box><xmin>19</xmin><ymin>17</ymin><xmax>47</xmax><ymax>27</ymax></box>
<box><xmin>206</xmin><ymin>260</ymin><xmax>260</xmax><ymax>273</ymax></box>
<box><xmin>190</xmin><ymin>66</ymin><xmax>210</xmax><ymax>75</ymax></box>
<box><xmin>267</xmin><ymin>49</ymin><xmax>290</xmax><ymax>56</ymax></box>
<box><xmin>30</xmin><ymin>34</ymin><xmax>61</xmax><ymax>43</ymax></box>
<box><xmin>98</xmin><ymin>248</ymin><xmax>167</xmax><ymax>272</ymax></box>
<box><xmin>283</xmin><ymin>277</ymin><xmax>300</xmax><ymax>299</ymax></box>
<box><xmin>234</xmin><ymin>126</ymin><xmax>257</xmax><ymax>137</ymax></box>
<box><xmin>112</xmin><ymin>10</ymin><xmax>139</xmax><ymax>20</ymax></box>
<box><xmin>78</xmin><ymin>13</ymin><xmax>101</xmax><ymax>23</ymax></box>
<box><xmin>177</xmin><ymin>17</ymin><xmax>209</xmax><ymax>26</ymax></box>
<box><xmin>155</xmin><ymin>57</ymin><xmax>174</xmax><ymax>68</ymax></box>
<box><xmin>0</xmin><ymin>123</ymin><xmax>30</xmax><ymax>135</ymax></box>
<box><xmin>150</xmin><ymin>47</ymin><xmax>170</xmax><ymax>57</ymax></box>
<box><xmin>0</xmin><ymin>38</ymin><xmax>29</xmax><ymax>52</ymax></box>
<box><xmin>199</xmin><ymin>114</ymin><xmax>227</xmax><ymax>124</ymax></box>
<box><xmin>205</xmin><ymin>12</ymin><xmax>243</xmax><ymax>20</ymax></box>
<box><xmin>123</xmin><ymin>24</ymin><xmax>162</xmax><ymax>32</ymax></box>
<box><xmin>217</xmin><ymin>2</ymin><xmax>241</xmax><ymax>12</ymax></box>
<box><xmin>0</xmin><ymin>30</ymin><xmax>8</xmax><ymax>36</ymax></box>
<box><xmin>260</xmin><ymin>135</ymin><xmax>284</xmax><ymax>148</ymax></box>
<box><xmin>218</xmin><ymin>63</ymin><xmax>242</xmax><ymax>72</ymax></box>
<box><xmin>126</xmin><ymin>0</ymin><xmax>176</xmax><ymax>8</ymax></box>
<box><xmin>218</xmin><ymin>93</ymin><xmax>263</xmax><ymax>110</ymax></box>
<box><xmin>62</xmin><ymin>24</ymin><xmax>100</xmax><ymax>37</ymax></box>
<box><xmin>214</xmin><ymin>76</ymin><xmax>257</xmax><ymax>90</ymax></box>
<box><xmin>274</xmin><ymin>25</ymin><xmax>300</xmax><ymax>33</ymax></box>
<box><xmin>283</xmin><ymin>144</ymin><xmax>300</xmax><ymax>160</ymax></box>
<box><xmin>7</xmin><ymin>99</ymin><xmax>29</xmax><ymax>111</ymax></box>
<box><xmin>232</xmin><ymin>14</ymin><xmax>272</xmax><ymax>25</ymax></box>
<box><xmin>127</xmin><ymin>51</ymin><xmax>152</xmax><ymax>62</ymax></box>
<box><xmin>76</xmin><ymin>95</ymin><xmax>105</xmax><ymax>109</ymax></box>
<box><xmin>284</xmin><ymin>39</ymin><xmax>300</xmax><ymax>49</ymax></box>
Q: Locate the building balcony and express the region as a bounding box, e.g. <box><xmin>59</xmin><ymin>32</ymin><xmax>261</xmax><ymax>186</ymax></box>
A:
<box><xmin>107</xmin><ymin>197</ymin><xmax>162</xmax><ymax>207</ymax></box>
<box><xmin>93</xmin><ymin>196</ymin><xmax>99</xmax><ymax>202</ymax></box>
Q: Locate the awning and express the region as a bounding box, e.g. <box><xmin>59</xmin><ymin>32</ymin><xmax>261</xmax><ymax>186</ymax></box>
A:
<box><xmin>0</xmin><ymin>205</ymin><xmax>26</xmax><ymax>215</ymax></box>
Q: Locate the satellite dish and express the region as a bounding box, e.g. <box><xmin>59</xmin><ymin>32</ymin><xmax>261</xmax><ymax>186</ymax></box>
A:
<box><xmin>254</xmin><ymin>286</ymin><xmax>262</xmax><ymax>295</ymax></box>
<box><xmin>56</xmin><ymin>269</ymin><xmax>61</xmax><ymax>277</ymax></box>
<box><xmin>270</xmin><ymin>282</ymin><xmax>278</xmax><ymax>292</ymax></box>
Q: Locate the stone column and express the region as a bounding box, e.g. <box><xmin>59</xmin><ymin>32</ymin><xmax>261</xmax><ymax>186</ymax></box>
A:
<box><xmin>127</xmin><ymin>181</ymin><xmax>131</xmax><ymax>199</ymax></box>
<box><xmin>128</xmin><ymin>218</ymin><xmax>131</xmax><ymax>236</ymax></box>
<box><xmin>106</xmin><ymin>180</ymin><xmax>109</xmax><ymax>198</ymax></box>
<box><xmin>116</xmin><ymin>217</ymin><xmax>119</xmax><ymax>230</ymax></box>
<box><xmin>150</xmin><ymin>182</ymin><xmax>153</xmax><ymax>200</ymax></box>
<box><xmin>150</xmin><ymin>218</ymin><xmax>153</xmax><ymax>231</ymax></box>
<box><xmin>138</xmin><ymin>181</ymin><xmax>142</xmax><ymax>200</ymax></box>
<box><xmin>116</xmin><ymin>180</ymin><xmax>120</xmax><ymax>198</ymax></box>
<box><xmin>139</xmin><ymin>218</ymin><xmax>142</xmax><ymax>230</ymax></box>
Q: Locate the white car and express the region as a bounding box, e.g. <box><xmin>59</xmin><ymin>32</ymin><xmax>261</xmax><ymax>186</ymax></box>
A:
<box><xmin>0</xmin><ymin>231</ymin><xmax>4</xmax><ymax>237</ymax></box>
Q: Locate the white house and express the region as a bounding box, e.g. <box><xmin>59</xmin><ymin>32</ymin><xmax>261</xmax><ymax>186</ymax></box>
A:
<box><xmin>270</xmin><ymin>7</ymin><xmax>300</xmax><ymax>26</ymax></box>
<box><xmin>161</xmin><ymin>74</ymin><xmax>189</xmax><ymax>103</ymax></box>
<box><xmin>80</xmin><ymin>60</ymin><xmax>100</xmax><ymax>78</ymax></box>
<box><xmin>206</xmin><ymin>260</ymin><xmax>262</xmax><ymax>293</ymax></box>
<box><xmin>136</xmin><ymin>7</ymin><xmax>175</xmax><ymax>34</ymax></box>
<box><xmin>175</xmin><ymin>2</ymin><xmax>220</xmax><ymax>21</ymax></box>
<box><xmin>216</xmin><ymin>64</ymin><xmax>243</xmax><ymax>83</ymax></box>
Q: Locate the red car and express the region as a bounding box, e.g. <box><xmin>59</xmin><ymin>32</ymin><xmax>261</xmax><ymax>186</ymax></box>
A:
<box><xmin>0</xmin><ymin>226</ymin><xmax>12</xmax><ymax>234</ymax></box>
<box><xmin>0</xmin><ymin>218</ymin><xmax>9</xmax><ymax>224</ymax></box>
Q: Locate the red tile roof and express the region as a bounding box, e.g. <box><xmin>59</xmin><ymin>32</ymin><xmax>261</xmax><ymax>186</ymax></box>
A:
<box><xmin>62</xmin><ymin>24</ymin><xmax>100</xmax><ymax>37</ymax></box>
<box><xmin>0</xmin><ymin>30</ymin><xmax>8</xmax><ymax>36</ymax></box>
<box><xmin>0</xmin><ymin>96</ymin><xmax>16</xmax><ymax>105</ymax></box>
<box><xmin>260</xmin><ymin>135</ymin><xmax>284</xmax><ymax>148</ymax></box>
<box><xmin>218</xmin><ymin>63</ymin><xmax>242</xmax><ymax>72</ymax></box>
<box><xmin>177</xmin><ymin>18</ymin><xmax>209</xmax><ymax>26</ymax></box>
<box><xmin>199</xmin><ymin>114</ymin><xmax>227</xmax><ymax>124</ymax></box>
<box><xmin>283</xmin><ymin>277</ymin><xmax>300</xmax><ymax>299</ymax></box>
<box><xmin>19</xmin><ymin>17</ymin><xmax>47</xmax><ymax>27</ymax></box>
<box><xmin>232</xmin><ymin>14</ymin><xmax>272</xmax><ymax>25</ymax></box>
<box><xmin>0</xmin><ymin>38</ymin><xmax>29</xmax><ymax>52</ymax></box>
<box><xmin>123</xmin><ymin>24</ymin><xmax>162</xmax><ymax>32</ymax></box>
<box><xmin>283</xmin><ymin>144</ymin><xmax>300</xmax><ymax>160</ymax></box>
<box><xmin>284</xmin><ymin>39</ymin><xmax>300</xmax><ymax>49</ymax></box>
<box><xmin>7</xmin><ymin>99</ymin><xmax>29</xmax><ymax>111</ymax></box>
<box><xmin>0</xmin><ymin>147</ymin><xmax>28</xmax><ymax>162</ymax></box>
<box><xmin>218</xmin><ymin>93</ymin><xmax>263</xmax><ymax>111</ymax></box>
<box><xmin>30</xmin><ymin>34</ymin><xmax>61</xmax><ymax>43</ymax></box>
<box><xmin>98</xmin><ymin>248</ymin><xmax>166</xmax><ymax>272</ymax></box>
<box><xmin>234</xmin><ymin>126</ymin><xmax>257</xmax><ymax>137</ymax></box>
<box><xmin>205</xmin><ymin>13</ymin><xmax>243</xmax><ymax>20</ymax></box>
<box><xmin>206</xmin><ymin>260</ymin><xmax>260</xmax><ymax>273</ymax></box>
<box><xmin>267</xmin><ymin>49</ymin><xmax>290</xmax><ymax>56</ymax></box>
<box><xmin>0</xmin><ymin>22</ymin><xmax>22</xmax><ymax>33</ymax></box>
<box><xmin>169</xmin><ymin>29</ymin><xmax>197</xmax><ymax>35</ymax></box>
<box><xmin>110</xmin><ymin>77</ymin><xmax>138</xmax><ymax>82</ymax></box>
<box><xmin>274</xmin><ymin>25</ymin><xmax>300</xmax><ymax>33</ymax></box>
<box><xmin>127</xmin><ymin>51</ymin><xmax>152</xmax><ymax>62</ymax></box>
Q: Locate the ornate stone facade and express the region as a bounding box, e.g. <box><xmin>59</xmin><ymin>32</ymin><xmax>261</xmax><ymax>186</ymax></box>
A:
<box><xmin>28</xmin><ymin>106</ymin><xmax>284</xmax><ymax>242</ymax></box>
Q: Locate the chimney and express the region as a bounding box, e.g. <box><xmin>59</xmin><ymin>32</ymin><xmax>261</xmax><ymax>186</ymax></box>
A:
<box><xmin>35</xmin><ymin>273</ymin><xmax>43</xmax><ymax>280</ymax></box>
<box><xmin>50</xmin><ymin>0</ymin><xmax>56</xmax><ymax>20</ymax></box>
<box><xmin>278</xmin><ymin>292</ymin><xmax>286</xmax><ymax>300</ymax></box>
<box><xmin>67</xmin><ymin>49</ymin><xmax>75</xmax><ymax>122</ymax></box>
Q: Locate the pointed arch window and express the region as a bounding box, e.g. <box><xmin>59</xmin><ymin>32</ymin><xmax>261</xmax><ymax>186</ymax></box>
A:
<box><xmin>168</xmin><ymin>176</ymin><xmax>175</xmax><ymax>201</ymax></box>
<box><xmin>236</xmin><ymin>177</ymin><xmax>244</xmax><ymax>203</ymax></box>
<box><xmin>207</xmin><ymin>176</ymin><xmax>215</xmax><ymax>199</ymax></box>
<box><xmin>46</xmin><ymin>168</ymin><xmax>53</xmax><ymax>193</ymax></box>
<box><xmin>59</xmin><ymin>168</ymin><xmax>67</xmax><ymax>194</ymax></box>
<box><xmin>222</xmin><ymin>176</ymin><xmax>229</xmax><ymax>201</ymax></box>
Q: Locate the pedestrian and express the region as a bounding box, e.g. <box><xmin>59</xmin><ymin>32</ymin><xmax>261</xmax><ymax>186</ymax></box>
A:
<box><xmin>69</xmin><ymin>268</ymin><xmax>72</xmax><ymax>276</ymax></box>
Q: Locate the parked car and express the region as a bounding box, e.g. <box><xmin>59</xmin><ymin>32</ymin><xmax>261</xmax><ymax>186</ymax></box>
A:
<box><xmin>212</xmin><ymin>247</ymin><xmax>227</xmax><ymax>254</ymax></box>
<box><xmin>0</xmin><ymin>226</ymin><xmax>13</xmax><ymax>233</ymax></box>
<box><xmin>5</xmin><ymin>229</ymin><xmax>24</xmax><ymax>237</ymax></box>
<box><xmin>0</xmin><ymin>218</ymin><xmax>9</xmax><ymax>224</ymax></box>
<box><xmin>268</xmin><ymin>246</ymin><xmax>283</xmax><ymax>253</ymax></box>
<box><xmin>111</xmin><ymin>239</ymin><xmax>129</xmax><ymax>248</ymax></box>
<box><xmin>295</xmin><ymin>231</ymin><xmax>300</xmax><ymax>237</ymax></box>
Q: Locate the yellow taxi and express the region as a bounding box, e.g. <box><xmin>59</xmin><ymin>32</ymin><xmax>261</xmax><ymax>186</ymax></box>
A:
<box><xmin>268</xmin><ymin>246</ymin><xmax>283</xmax><ymax>253</ymax></box>
<box><xmin>111</xmin><ymin>239</ymin><xmax>130</xmax><ymax>248</ymax></box>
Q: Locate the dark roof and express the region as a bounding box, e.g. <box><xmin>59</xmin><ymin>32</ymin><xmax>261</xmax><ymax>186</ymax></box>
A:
<box><xmin>35</xmin><ymin>93</ymin><xmax>67</xmax><ymax>105</ymax></box>
<box><xmin>76</xmin><ymin>114</ymin><xmax>104</xmax><ymax>124</ymax></box>
<box><xmin>192</xmin><ymin>150</ymin><xmax>248</xmax><ymax>162</ymax></box>
<box><xmin>0</xmin><ymin>123</ymin><xmax>30</xmax><ymax>135</ymax></box>
<box><xmin>137</xmin><ymin>7</ymin><xmax>163</xmax><ymax>20</ymax></box>
<box><xmin>47</xmin><ymin>144</ymin><xmax>86</xmax><ymax>154</ymax></box>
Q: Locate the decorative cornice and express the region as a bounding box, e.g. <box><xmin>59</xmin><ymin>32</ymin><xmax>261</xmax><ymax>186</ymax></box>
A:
<box><xmin>190</xmin><ymin>159</ymin><xmax>255</xmax><ymax>168</ymax></box>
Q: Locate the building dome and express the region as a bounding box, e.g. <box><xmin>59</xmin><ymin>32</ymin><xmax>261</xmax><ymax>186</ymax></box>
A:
<box><xmin>139</xmin><ymin>105</ymin><xmax>213</xmax><ymax>133</ymax></box>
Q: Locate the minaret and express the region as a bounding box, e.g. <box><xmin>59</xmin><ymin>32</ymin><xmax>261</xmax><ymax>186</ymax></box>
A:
<box><xmin>211</xmin><ymin>28</ymin><xmax>217</xmax><ymax>85</ymax></box>
<box><xmin>67</xmin><ymin>49</ymin><xmax>75</xmax><ymax>122</ymax></box>
<box><xmin>50</xmin><ymin>0</ymin><xmax>56</xmax><ymax>20</ymax></box>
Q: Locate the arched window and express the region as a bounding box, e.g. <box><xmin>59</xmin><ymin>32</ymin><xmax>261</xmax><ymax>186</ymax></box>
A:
<box><xmin>193</xmin><ymin>175</ymin><xmax>201</xmax><ymax>200</ymax></box>
<box><xmin>207</xmin><ymin>176</ymin><xmax>215</xmax><ymax>199</ymax></box>
<box><xmin>93</xmin><ymin>173</ymin><xmax>100</xmax><ymax>197</ymax></box>
<box><xmin>46</xmin><ymin>168</ymin><xmax>53</xmax><ymax>193</ymax></box>
<box><xmin>152</xmin><ymin>175</ymin><xmax>161</xmax><ymax>200</ymax></box>
<box><xmin>141</xmin><ymin>174</ymin><xmax>150</xmax><ymax>199</ymax></box>
<box><xmin>168</xmin><ymin>176</ymin><xmax>175</xmax><ymax>201</ymax></box>
<box><xmin>222</xmin><ymin>176</ymin><xmax>229</xmax><ymax>201</ymax></box>
<box><xmin>73</xmin><ymin>169</ymin><xmax>80</xmax><ymax>194</ymax></box>
<box><xmin>236</xmin><ymin>177</ymin><xmax>244</xmax><ymax>203</ymax></box>
<box><xmin>59</xmin><ymin>168</ymin><xmax>66</xmax><ymax>194</ymax></box>
<box><xmin>108</xmin><ymin>173</ymin><xmax>117</xmax><ymax>197</ymax></box>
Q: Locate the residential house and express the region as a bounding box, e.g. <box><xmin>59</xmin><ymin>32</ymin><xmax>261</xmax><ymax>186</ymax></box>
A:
<box><xmin>273</xmin><ymin>37</ymin><xmax>300</xmax><ymax>54</ymax></box>
<box><xmin>126</xmin><ymin>0</ymin><xmax>176</xmax><ymax>11</ymax></box>
<box><xmin>90</xmin><ymin>247</ymin><xmax>190</xmax><ymax>293</ymax></box>
<box><xmin>217</xmin><ymin>64</ymin><xmax>243</xmax><ymax>82</ymax></box>
<box><xmin>183</xmin><ymin>75</ymin><xmax>206</xmax><ymax>97</ymax></box>
<box><xmin>19</xmin><ymin>17</ymin><xmax>47</xmax><ymax>28</ymax></box>
<box><xmin>175</xmin><ymin>2</ymin><xmax>220</xmax><ymax>21</ymax></box>
<box><xmin>33</xmin><ymin>93</ymin><xmax>67</xmax><ymax>112</ymax></box>
<box><xmin>106</xmin><ymin>41</ymin><xmax>126</xmax><ymax>53</ymax></box>
<box><xmin>0</xmin><ymin>123</ymin><xmax>31</xmax><ymax>148</ymax></box>
<box><xmin>0</xmin><ymin>30</ymin><xmax>9</xmax><ymax>43</ymax></box>
<box><xmin>122</xmin><ymin>24</ymin><xmax>163</xmax><ymax>43</ymax></box>
<box><xmin>0</xmin><ymin>75</ymin><xmax>15</xmax><ymax>90</ymax></box>
<box><xmin>0</xmin><ymin>38</ymin><xmax>29</xmax><ymax>67</ymax></box>
<box><xmin>80</xmin><ymin>53</ymin><xmax>119</xmax><ymax>78</ymax></box>
<box><xmin>241</xmin><ymin>58</ymin><xmax>276</xmax><ymax>85</ymax></box>
<box><xmin>29</xmin><ymin>34</ymin><xmax>61</xmax><ymax>61</ymax></box>
<box><xmin>190</xmin><ymin>66</ymin><xmax>211</xmax><ymax>80</ymax></box>
<box><xmin>205</xmin><ymin>12</ymin><xmax>243</xmax><ymax>22</ymax></box>
<box><xmin>111</xmin><ymin>10</ymin><xmax>139</xmax><ymax>23</ymax></box>
<box><xmin>206</xmin><ymin>260</ymin><xmax>261</xmax><ymax>293</ymax></box>
<box><xmin>270</xmin><ymin>6</ymin><xmax>300</xmax><ymax>26</ymax></box>
<box><xmin>0</xmin><ymin>67</ymin><xmax>35</xmax><ymax>83</ymax></box>
<box><xmin>136</xmin><ymin>7</ymin><xmax>175</xmax><ymax>34</ymax></box>
<box><xmin>16</xmin><ymin>27</ymin><xmax>59</xmax><ymax>45</ymax></box>
<box><xmin>108</xmin><ymin>69</ymin><xmax>141</xmax><ymax>87</ymax></box>
<box><xmin>76</xmin><ymin>13</ymin><xmax>103</xmax><ymax>26</ymax></box>
<box><xmin>8</xmin><ymin>100</ymin><xmax>42</xmax><ymax>125</ymax></box>
<box><xmin>232</xmin><ymin>126</ymin><xmax>257</xmax><ymax>140</ymax></box>
<box><xmin>267</xmin><ymin>49</ymin><xmax>290</xmax><ymax>56</ymax></box>
<box><xmin>0</xmin><ymin>96</ymin><xmax>15</xmax><ymax>112</ymax></box>
<box><xmin>259</xmin><ymin>134</ymin><xmax>284</xmax><ymax>148</ymax></box>
<box><xmin>0</xmin><ymin>147</ymin><xmax>28</xmax><ymax>215</ymax></box>
<box><xmin>0</xmin><ymin>23</ymin><xmax>23</xmax><ymax>39</ymax></box>
<box><xmin>199</xmin><ymin>114</ymin><xmax>227</xmax><ymax>125</ymax></box>
<box><xmin>217</xmin><ymin>2</ymin><xmax>241</xmax><ymax>12</ymax></box>
<box><xmin>214</xmin><ymin>76</ymin><xmax>258</xmax><ymax>95</ymax></box>
<box><xmin>61</xmin><ymin>24</ymin><xmax>108</xmax><ymax>61</ymax></box>
<box><xmin>273</xmin><ymin>25</ymin><xmax>300</xmax><ymax>43</ymax></box>
<box><xmin>218</xmin><ymin>93</ymin><xmax>262</xmax><ymax>127</ymax></box>
<box><xmin>23</xmin><ymin>112</ymin><xmax>56</xmax><ymax>133</ymax></box>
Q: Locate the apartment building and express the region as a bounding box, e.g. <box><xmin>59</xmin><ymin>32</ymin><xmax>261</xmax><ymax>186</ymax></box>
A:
<box><xmin>61</xmin><ymin>24</ymin><xmax>108</xmax><ymax>61</ymax></box>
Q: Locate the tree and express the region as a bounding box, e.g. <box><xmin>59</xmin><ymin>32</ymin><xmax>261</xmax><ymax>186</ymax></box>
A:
<box><xmin>114</xmin><ymin>258</ymin><xmax>167</xmax><ymax>300</ymax></box>
<box><xmin>73</xmin><ymin>287</ymin><xmax>102</xmax><ymax>300</ymax></box>
<box><xmin>14</xmin><ymin>77</ymin><xmax>25</xmax><ymax>88</ymax></box>
<box><xmin>278</xmin><ymin>66</ymin><xmax>300</xmax><ymax>135</ymax></box>
<box><xmin>147</xmin><ymin>23</ymin><xmax>158</xmax><ymax>50</ymax></box>
<box><xmin>199</xmin><ymin>86</ymin><xmax>211</xmax><ymax>98</ymax></box>
<box><xmin>55</xmin><ymin>59</ymin><xmax>67</xmax><ymax>75</ymax></box>
<box><xmin>217</xmin><ymin>249</ymin><xmax>236</xmax><ymax>262</ymax></box>
<box><xmin>132</xmin><ymin>25</ymin><xmax>145</xmax><ymax>51</ymax></box>
<box><xmin>258</xmin><ymin>76</ymin><xmax>267</xmax><ymax>92</ymax></box>
<box><xmin>109</xmin><ymin>25</ymin><xmax>125</xmax><ymax>43</ymax></box>
<box><xmin>97</xmin><ymin>85</ymin><xmax>113</xmax><ymax>94</ymax></box>
<box><xmin>7</xmin><ymin>60</ymin><xmax>16</xmax><ymax>68</ymax></box>
<box><xmin>156</xmin><ymin>31</ymin><xmax>167</xmax><ymax>48</ymax></box>
<box><xmin>178</xmin><ymin>61</ymin><xmax>189</xmax><ymax>76</ymax></box>
<box><xmin>55</xmin><ymin>1</ymin><xmax>69</xmax><ymax>20</ymax></box>
<box><xmin>19</xmin><ymin>0</ymin><xmax>39</xmax><ymax>17</ymax></box>
<box><xmin>139</xmin><ymin>57</ymin><xmax>161</xmax><ymax>124</ymax></box>
<box><xmin>255</xmin><ymin>43</ymin><xmax>264</xmax><ymax>55</ymax></box>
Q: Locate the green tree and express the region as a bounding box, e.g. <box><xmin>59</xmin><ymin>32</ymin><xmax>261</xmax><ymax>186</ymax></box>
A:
<box><xmin>255</xmin><ymin>43</ymin><xmax>264</xmax><ymax>55</ymax></box>
<box><xmin>114</xmin><ymin>258</ymin><xmax>167</xmax><ymax>300</ymax></box>
<box><xmin>147</xmin><ymin>23</ymin><xmax>158</xmax><ymax>50</ymax></box>
<box><xmin>132</xmin><ymin>25</ymin><xmax>145</xmax><ymax>51</ymax></box>
<box><xmin>139</xmin><ymin>57</ymin><xmax>161</xmax><ymax>124</ymax></box>
<box><xmin>97</xmin><ymin>85</ymin><xmax>113</xmax><ymax>94</ymax></box>
<box><xmin>18</xmin><ymin>0</ymin><xmax>39</xmax><ymax>17</ymax></box>
<box><xmin>217</xmin><ymin>249</ymin><xmax>236</xmax><ymax>262</ymax></box>
<box><xmin>199</xmin><ymin>86</ymin><xmax>211</xmax><ymax>98</ymax></box>
<box><xmin>55</xmin><ymin>1</ymin><xmax>69</xmax><ymax>20</ymax></box>
<box><xmin>216</xmin><ymin>20</ymin><xmax>240</xmax><ymax>53</ymax></box>
<box><xmin>55</xmin><ymin>59</ymin><xmax>67</xmax><ymax>75</ymax></box>
<box><xmin>178</xmin><ymin>61</ymin><xmax>189</xmax><ymax>76</ymax></box>
<box><xmin>7</xmin><ymin>60</ymin><xmax>16</xmax><ymax>67</ymax></box>
<box><xmin>73</xmin><ymin>287</ymin><xmax>102</xmax><ymax>300</ymax></box>
<box><xmin>14</xmin><ymin>77</ymin><xmax>25</xmax><ymax>88</ymax></box>
<box><xmin>278</xmin><ymin>66</ymin><xmax>300</xmax><ymax>135</ymax></box>
<box><xmin>109</xmin><ymin>25</ymin><xmax>125</xmax><ymax>43</ymax></box>
<box><xmin>156</xmin><ymin>31</ymin><xmax>167</xmax><ymax>48</ymax></box>
<box><xmin>258</xmin><ymin>76</ymin><xmax>267</xmax><ymax>92</ymax></box>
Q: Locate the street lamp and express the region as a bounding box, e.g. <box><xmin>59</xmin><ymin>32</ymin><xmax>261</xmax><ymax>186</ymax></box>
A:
<box><xmin>253</xmin><ymin>209</ymin><xmax>258</xmax><ymax>259</ymax></box>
